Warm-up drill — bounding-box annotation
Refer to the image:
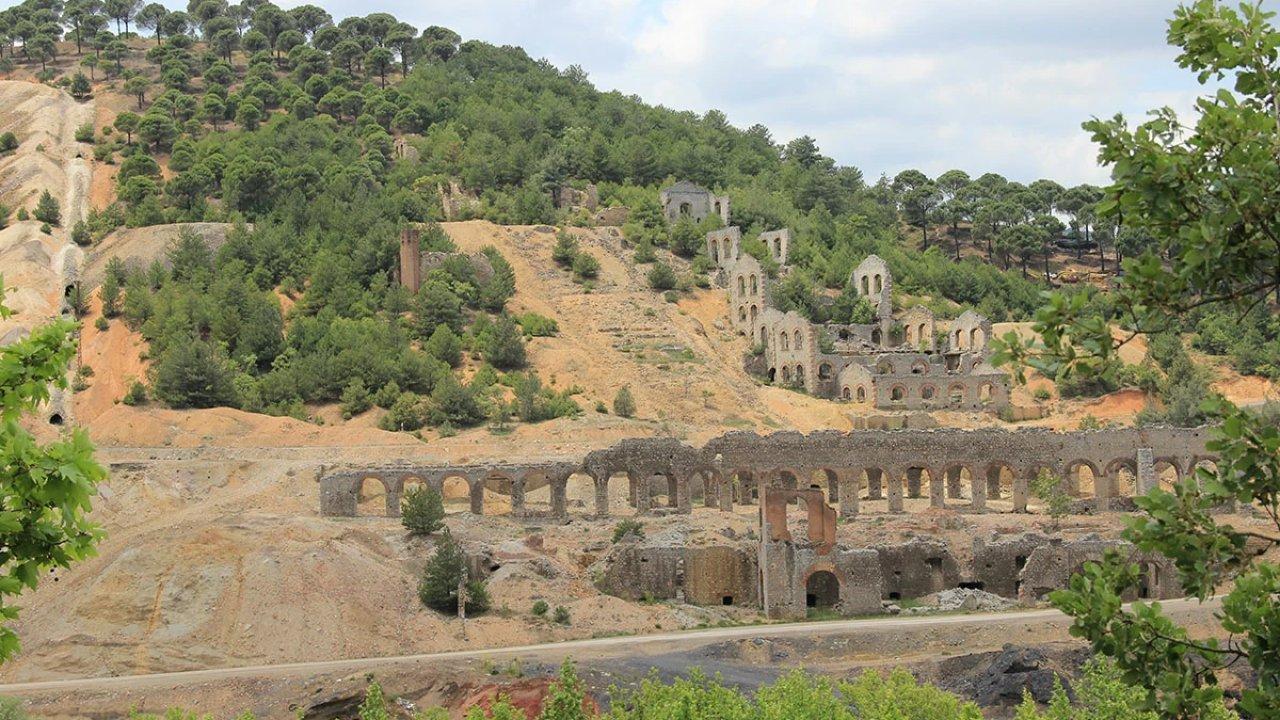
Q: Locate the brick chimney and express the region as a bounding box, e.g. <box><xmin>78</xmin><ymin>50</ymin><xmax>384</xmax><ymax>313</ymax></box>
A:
<box><xmin>398</xmin><ymin>226</ymin><xmax>422</xmax><ymax>294</ymax></box>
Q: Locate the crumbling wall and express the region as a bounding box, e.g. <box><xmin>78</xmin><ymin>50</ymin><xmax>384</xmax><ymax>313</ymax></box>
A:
<box><xmin>1019</xmin><ymin>537</ymin><xmax>1182</xmax><ymax>602</ymax></box>
<box><xmin>972</xmin><ymin>533</ymin><xmax>1053</xmax><ymax>598</ymax></box>
<box><xmin>595</xmin><ymin>541</ymin><xmax>759</xmax><ymax>607</ymax></box>
<box><xmin>875</xmin><ymin>541</ymin><xmax>961</xmax><ymax>601</ymax></box>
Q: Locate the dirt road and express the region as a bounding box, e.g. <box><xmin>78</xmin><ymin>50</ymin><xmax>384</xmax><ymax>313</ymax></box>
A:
<box><xmin>0</xmin><ymin>597</ymin><xmax>1221</xmax><ymax>701</ymax></box>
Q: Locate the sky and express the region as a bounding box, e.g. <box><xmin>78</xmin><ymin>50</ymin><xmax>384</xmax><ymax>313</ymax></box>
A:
<box><xmin>270</xmin><ymin>0</ymin><xmax>1223</xmax><ymax>185</ymax></box>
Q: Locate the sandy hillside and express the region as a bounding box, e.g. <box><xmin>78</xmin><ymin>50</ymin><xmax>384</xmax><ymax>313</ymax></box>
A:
<box><xmin>0</xmin><ymin>80</ymin><xmax>92</xmax><ymax>342</ymax></box>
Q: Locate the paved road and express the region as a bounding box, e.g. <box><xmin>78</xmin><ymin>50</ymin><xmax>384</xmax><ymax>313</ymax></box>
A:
<box><xmin>0</xmin><ymin>598</ymin><xmax>1218</xmax><ymax>696</ymax></box>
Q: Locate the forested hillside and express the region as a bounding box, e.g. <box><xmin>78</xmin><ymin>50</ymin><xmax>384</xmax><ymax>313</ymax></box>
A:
<box><xmin>1</xmin><ymin>0</ymin><xmax>1275</xmax><ymax>429</ymax></box>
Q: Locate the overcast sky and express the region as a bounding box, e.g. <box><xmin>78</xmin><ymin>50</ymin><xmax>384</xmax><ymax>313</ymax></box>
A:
<box><xmin>275</xmin><ymin>0</ymin><xmax>1223</xmax><ymax>185</ymax></box>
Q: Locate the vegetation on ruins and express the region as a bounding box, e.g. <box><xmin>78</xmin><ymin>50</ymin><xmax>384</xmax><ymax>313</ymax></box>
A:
<box><xmin>0</xmin><ymin>287</ymin><xmax>105</xmax><ymax>661</ymax></box>
<box><xmin>995</xmin><ymin>1</ymin><xmax>1280</xmax><ymax>717</ymax></box>
<box><xmin>400</xmin><ymin>485</ymin><xmax>444</xmax><ymax>535</ymax></box>
<box><xmin>1030</xmin><ymin>469</ymin><xmax>1071</xmax><ymax>531</ymax></box>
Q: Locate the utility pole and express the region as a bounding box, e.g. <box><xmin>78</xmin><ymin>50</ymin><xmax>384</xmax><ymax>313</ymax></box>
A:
<box><xmin>457</xmin><ymin>566</ymin><xmax>468</xmax><ymax>640</ymax></box>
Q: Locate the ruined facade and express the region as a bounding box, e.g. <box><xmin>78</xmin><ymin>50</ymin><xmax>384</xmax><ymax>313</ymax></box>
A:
<box><xmin>712</xmin><ymin>223</ymin><xmax>1009</xmax><ymax>411</ymax></box>
<box><xmin>660</xmin><ymin>180</ymin><xmax>731</xmax><ymax>225</ymax></box>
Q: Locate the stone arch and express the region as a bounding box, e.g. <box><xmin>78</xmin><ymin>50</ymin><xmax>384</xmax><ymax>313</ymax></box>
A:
<box><xmin>917</xmin><ymin>323</ymin><xmax>928</xmax><ymax>348</ymax></box>
<box><xmin>819</xmin><ymin>363</ymin><xmax>833</xmax><ymax>380</ymax></box>
<box><xmin>781</xmin><ymin>332</ymin><xmax>791</xmax><ymax>351</ymax></box>
<box><xmin>953</xmin><ymin>329</ymin><xmax>964</xmax><ymax>349</ymax></box>
<box><xmin>871</xmin><ymin>327</ymin><xmax>882</xmax><ymax>345</ymax></box>
<box><xmin>356</xmin><ymin>475</ymin><xmax>394</xmax><ymax>516</ymax></box>
<box><xmin>768</xmin><ymin>366</ymin><xmax>777</xmax><ymax>382</ymax></box>
<box><xmin>860</xmin><ymin>275</ymin><xmax>870</xmax><ymax>295</ymax></box>
<box><xmin>1105</xmin><ymin>458</ymin><xmax>1139</xmax><ymax>498</ymax></box>
<box><xmin>890</xmin><ymin>385</ymin><xmax>906</xmax><ymax>403</ymax></box>
<box><xmin>856</xmin><ymin>386</ymin><xmax>867</xmax><ymax>402</ymax></box>
<box><xmin>841</xmin><ymin>385</ymin><xmax>851</xmax><ymax>400</ymax></box>
<box><xmin>873</xmin><ymin>274</ymin><xmax>883</xmax><ymax>294</ymax></box>
<box><xmin>750</xmin><ymin>275</ymin><xmax>758</xmax><ymax>295</ymax></box>
<box><xmin>441</xmin><ymin>475</ymin><xmax>471</xmax><ymax>514</ymax></box>
<box><xmin>985</xmin><ymin>463</ymin><xmax>1015</xmax><ymax>502</ymax></box>
<box><xmin>1064</xmin><ymin>459</ymin><xmax>1101</xmax><ymax>498</ymax></box>
<box><xmin>943</xmin><ymin>464</ymin><xmax>975</xmax><ymax>503</ymax></box>
<box><xmin>805</xmin><ymin>569</ymin><xmax>840</xmax><ymax>609</ymax></box>
<box><xmin>737</xmin><ymin>275</ymin><xmax>745</xmax><ymax>294</ymax></box>
<box><xmin>679</xmin><ymin>201</ymin><xmax>692</xmax><ymax>216</ymax></box>
<box><xmin>948</xmin><ymin>384</ymin><xmax>966</xmax><ymax>404</ymax></box>
<box><xmin>876</xmin><ymin>359</ymin><xmax>894</xmax><ymax>375</ymax></box>
<box><xmin>795</xmin><ymin>365</ymin><xmax>805</xmax><ymax>384</ymax></box>
<box><xmin>782</xmin><ymin>366</ymin><xmax>792</xmax><ymax>383</ymax></box>
<box><xmin>970</xmin><ymin>327</ymin><xmax>984</xmax><ymax>349</ymax></box>
<box><xmin>738</xmin><ymin>305</ymin><xmax>747</xmax><ymax>322</ymax></box>
<box><xmin>793</xmin><ymin>329</ymin><xmax>802</xmax><ymax>349</ymax></box>
<box><xmin>750</xmin><ymin>305</ymin><xmax>759</xmax><ymax>323</ymax></box>
<box><xmin>911</xmin><ymin>360</ymin><xmax>927</xmax><ymax>374</ymax></box>
<box><xmin>1153</xmin><ymin>458</ymin><xmax>1181</xmax><ymax>490</ymax></box>
<box><xmin>920</xmin><ymin>384</ymin><xmax>937</xmax><ymax>402</ymax></box>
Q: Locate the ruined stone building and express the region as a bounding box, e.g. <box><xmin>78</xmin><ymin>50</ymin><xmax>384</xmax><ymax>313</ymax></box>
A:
<box><xmin>659</xmin><ymin>180</ymin><xmax>731</xmax><ymax>225</ymax></box>
<box><xmin>707</xmin><ymin>224</ymin><xmax>1010</xmax><ymax>412</ymax></box>
<box><xmin>396</xmin><ymin>226</ymin><xmax>495</xmax><ymax>295</ymax></box>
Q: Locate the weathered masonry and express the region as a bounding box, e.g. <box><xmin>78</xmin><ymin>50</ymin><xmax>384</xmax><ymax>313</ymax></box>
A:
<box><xmin>319</xmin><ymin>427</ymin><xmax>1216</xmax><ymax>518</ymax></box>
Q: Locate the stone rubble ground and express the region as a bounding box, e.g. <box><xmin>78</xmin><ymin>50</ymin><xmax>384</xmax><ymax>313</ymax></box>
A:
<box><xmin>905</xmin><ymin>588</ymin><xmax>1020</xmax><ymax>614</ymax></box>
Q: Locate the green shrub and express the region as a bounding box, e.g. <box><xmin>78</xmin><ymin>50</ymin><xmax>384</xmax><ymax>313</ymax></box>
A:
<box><xmin>122</xmin><ymin>380</ymin><xmax>148</xmax><ymax>406</ymax></box>
<box><xmin>0</xmin><ymin>132</ymin><xmax>17</xmax><ymax>154</ymax></box>
<box><xmin>531</xmin><ymin>599</ymin><xmax>549</xmax><ymax>616</ymax></box>
<box><xmin>1032</xmin><ymin>387</ymin><xmax>1052</xmax><ymax>401</ymax></box>
<box><xmin>634</xmin><ymin>240</ymin><xmax>656</xmax><ymax>263</ymax></box>
<box><xmin>612</xmin><ymin>386</ymin><xmax>636</xmax><ymax>417</ymax></box>
<box><xmin>553</xmin><ymin>605</ymin><xmax>571</xmax><ymax>624</ymax></box>
<box><xmin>74</xmin><ymin>123</ymin><xmax>95</xmax><ymax>143</ymax></box>
<box><xmin>572</xmin><ymin>252</ymin><xmax>600</xmax><ymax>280</ymax></box>
<box><xmin>33</xmin><ymin>190</ymin><xmax>59</xmax><ymax>226</ymax></box>
<box><xmin>515</xmin><ymin>312</ymin><xmax>558</xmax><ymax>337</ymax></box>
<box><xmin>379</xmin><ymin>392</ymin><xmax>425</xmax><ymax>431</ymax></box>
<box><xmin>612</xmin><ymin>518</ymin><xmax>644</xmax><ymax>543</ymax></box>
<box><xmin>94</xmin><ymin>316</ymin><xmax>109</xmax><ymax>331</ymax></box>
<box><xmin>648</xmin><ymin>262</ymin><xmax>677</xmax><ymax>290</ymax></box>
<box><xmin>552</xmin><ymin>230</ymin><xmax>578</xmax><ymax>267</ymax></box>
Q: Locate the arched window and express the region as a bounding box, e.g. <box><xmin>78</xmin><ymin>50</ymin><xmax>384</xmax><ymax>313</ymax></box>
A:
<box><xmin>841</xmin><ymin>386</ymin><xmax>851</xmax><ymax>400</ymax></box>
<box><xmin>750</xmin><ymin>275</ymin><xmax>758</xmax><ymax>295</ymax></box>
<box><xmin>723</xmin><ymin>239</ymin><xmax>731</xmax><ymax>259</ymax></box>
<box><xmin>795</xmin><ymin>365</ymin><xmax>805</xmax><ymax>383</ymax></box>
<box><xmin>750</xmin><ymin>305</ymin><xmax>758</xmax><ymax>322</ymax></box>
<box><xmin>856</xmin><ymin>386</ymin><xmax>867</xmax><ymax>402</ymax></box>
<box><xmin>905</xmin><ymin>325</ymin><xmax>915</xmax><ymax>345</ymax></box>
<box><xmin>860</xmin><ymin>275</ymin><xmax>869</xmax><ymax>295</ymax></box>
<box><xmin>954</xmin><ymin>329</ymin><xmax>964</xmax><ymax>348</ymax></box>
<box><xmin>793</xmin><ymin>330</ymin><xmax>802</xmax><ymax>349</ymax></box>
<box><xmin>871</xmin><ymin>328</ymin><xmax>882</xmax><ymax>345</ymax></box>
<box><xmin>737</xmin><ymin>275</ymin><xmax>745</xmax><ymax>295</ymax></box>
<box><xmin>818</xmin><ymin>363</ymin><xmax>832</xmax><ymax>380</ymax></box>
<box><xmin>911</xmin><ymin>361</ymin><xmax>927</xmax><ymax>375</ymax></box>
<box><xmin>921</xmin><ymin>385</ymin><xmax>936</xmax><ymax>400</ymax></box>
<box><xmin>781</xmin><ymin>332</ymin><xmax>791</xmax><ymax>351</ymax></box>
<box><xmin>874</xmin><ymin>274</ymin><xmax>883</xmax><ymax>293</ymax></box>
<box><xmin>711</xmin><ymin>244</ymin><xmax>719</xmax><ymax>263</ymax></box>
<box><xmin>891</xmin><ymin>386</ymin><xmax>905</xmax><ymax>402</ymax></box>
<box><xmin>679</xmin><ymin>202</ymin><xmax>692</xmax><ymax>216</ymax></box>
<box><xmin>918</xmin><ymin>324</ymin><xmax>928</xmax><ymax>348</ymax></box>
<box><xmin>949</xmin><ymin>384</ymin><xmax>966</xmax><ymax>404</ymax></box>
<box><xmin>980</xmin><ymin>383</ymin><xmax>993</xmax><ymax>403</ymax></box>
<box><xmin>760</xmin><ymin>331</ymin><xmax>768</xmax><ymax>348</ymax></box>
<box><xmin>970</xmin><ymin>328</ymin><xmax>981</xmax><ymax>349</ymax></box>
<box><xmin>739</xmin><ymin>306</ymin><xmax>747</xmax><ymax>322</ymax></box>
<box><xmin>782</xmin><ymin>367</ymin><xmax>792</xmax><ymax>382</ymax></box>
<box><xmin>774</xmin><ymin>238</ymin><xmax>783</xmax><ymax>258</ymax></box>
<box><xmin>876</xmin><ymin>360</ymin><xmax>894</xmax><ymax>375</ymax></box>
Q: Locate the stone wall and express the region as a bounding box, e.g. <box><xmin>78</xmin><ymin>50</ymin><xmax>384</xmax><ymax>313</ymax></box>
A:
<box><xmin>875</xmin><ymin>541</ymin><xmax>961</xmax><ymax>601</ymax></box>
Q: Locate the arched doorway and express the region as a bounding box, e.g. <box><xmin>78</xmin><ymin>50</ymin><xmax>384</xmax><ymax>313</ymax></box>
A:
<box><xmin>806</xmin><ymin>570</ymin><xmax>840</xmax><ymax>609</ymax></box>
<box><xmin>357</xmin><ymin>476</ymin><xmax>390</xmax><ymax>516</ymax></box>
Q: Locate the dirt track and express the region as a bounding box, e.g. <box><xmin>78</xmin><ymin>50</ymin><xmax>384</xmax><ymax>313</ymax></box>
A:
<box><xmin>0</xmin><ymin>598</ymin><xmax>1224</xmax><ymax>717</ymax></box>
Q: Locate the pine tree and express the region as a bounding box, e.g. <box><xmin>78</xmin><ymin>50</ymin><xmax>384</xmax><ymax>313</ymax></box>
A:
<box><xmin>401</xmin><ymin>486</ymin><xmax>444</xmax><ymax>535</ymax></box>
<box><xmin>552</xmin><ymin>230</ymin><xmax>578</xmax><ymax>267</ymax></box>
<box><xmin>483</xmin><ymin>317</ymin><xmax>526</xmax><ymax>370</ymax></box>
<box><xmin>537</xmin><ymin>659</ymin><xmax>590</xmax><ymax>720</ymax></box>
<box><xmin>418</xmin><ymin>532</ymin><xmax>490</xmax><ymax>614</ymax></box>
<box><xmin>33</xmin><ymin>190</ymin><xmax>59</xmax><ymax>226</ymax></box>
<box><xmin>612</xmin><ymin>386</ymin><xmax>636</xmax><ymax>417</ymax></box>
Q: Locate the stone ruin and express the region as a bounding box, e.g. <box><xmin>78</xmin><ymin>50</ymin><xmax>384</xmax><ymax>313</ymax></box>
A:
<box><xmin>320</xmin><ymin>426</ymin><xmax>1216</xmax><ymax>520</ymax></box>
<box><xmin>322</xmin><ymin>427</ymin><xmax>1207</xmax><ymax>619</ymax></box>
<box><xmin>396</xmin><ymin>226</ymin><xmax>496</xmax><ymax>295</ymax></box>
<box><xmin>708</xmin><ymin>220</ymin><xmax>1010</xmax><ymax>412</ymax></box>
<box><xmin>659</xmin><ymin>180</ymin><xmax>731</xmax><ymax>225</ymax></box>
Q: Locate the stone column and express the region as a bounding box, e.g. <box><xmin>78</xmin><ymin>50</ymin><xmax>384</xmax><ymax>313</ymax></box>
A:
<box><xmin>550</xmin><ymin>477</ymin><xmax>568</xmax><ymax>518</ymax></box>
<box><xmin>1012</xmin><ymin>471</ymin><xmax>1028</xmax><ymax>513</ymax></box>
<box><xmin>593</xmin><ymin>475</ymin><xmax>610</xmax><ymax>517</ymax></box>
<box><xmin>928</xmin><ymin>469</ymin><xmax>945</xmax><ymax>509</ymax></box>
<box><xmin>838</xmin><ymin>471</ymin><xmax>858</xmax><ymax>519</ymax></box>
<box><xmin>970</xmin><ymin>469</ymin><xmax>987</xmax><ymax>511</ymax></box>
<box><xmin>1099</xmin><ymin>471</ymin><xmax>1115</xmax><ymax>512</ymax></box>
<box><xmin>675</xmin><ymin>475</ymin><xmax>692</xmax><ymax>514</ymax></box>
<box><xmin>946</xmin><ymin>467</ymin><xmax>963</xmax><ymax>499</ymax></box>
<box><xmin>511</xmin><ymin>478</ymin><xmax>526</xmax><ymax>516</ymax></box>
<box><xmin>667</xmin><ymin>475</ymin><xmax>680</xmax><ymax>508</ymax></box>
<box><xmin>387</xmin><ymin>482</ymin><xmax>403</xmax><ymax>517</ymax></box>
<box><xmin>867</xmin><ymin>469</ymin><xmax>883</xmax><ymax>500</ymax></box>
<box><xmin>633</xmin><ymin>474</ymin><xmax>651</xmax><ymax>515</ymax></box>
<box><xmin>906</xmin><ymin>468</ymin><xmax>923</xmax><ymax>498</ymax></box>
<box><xmin>1136</xmin><ymin>448</ymin><xmax>1156</xmax><ymax>496</ymax></box>
<box><xmin>469</xmin><ymin>479</ymin><xmax>485</xmax><ymax>515</ymax></box>
<box><xmin>718</xmin><ymin>477</ymin><xmax>734</xmax><ymax>512</ymax></box>
<box><xmin>986</xmin><ymin>467</ymin><xmax>1002</xmax><ymax>500</ymax></box>
<box><xmin>887</xmin><ymin>470</ymin><xmax>904</xmax><ymax>513</ymax></box>
<box><xmin>827</xmin><ymin>473</ymin><xmax>840</xmax><ymax>503</ymax></box>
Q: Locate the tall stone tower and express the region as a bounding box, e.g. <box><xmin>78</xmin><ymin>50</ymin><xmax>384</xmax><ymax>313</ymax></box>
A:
<box><xmin>398</xmin><ymin>226</ymin><xmax>421</xmax><ymax>294</ymax></box>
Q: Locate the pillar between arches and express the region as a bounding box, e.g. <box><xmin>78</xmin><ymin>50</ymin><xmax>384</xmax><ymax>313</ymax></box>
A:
<box><xmin>928</xmin><ymin>468</ymin><xmax>945</xmax><ymax>509</ymax></box>
<box><xmin>592</xmin><ymin>474</ymin><xmax>610</xmax><ymax>517</ymax></box>
<box><xmin>550</xmin><ymin>477</ymin><xmax>568</xmax><ymax>518</ymax></box>
<box><xmin>838</xmin><ymin>470</ymin><xmax>858</xmax><ymax>518</ymax></box>
<box><xmin>469</xmin><ymin>479</ymin><xmax>485</xmax><ymax>515</ymax></box>
<box><xmin>887</xmin><ymin>469</ymin><xmax>904</xmax><ymax>513</ymax></box>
